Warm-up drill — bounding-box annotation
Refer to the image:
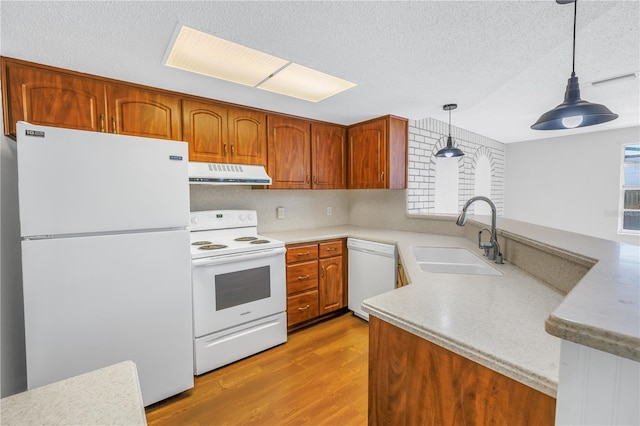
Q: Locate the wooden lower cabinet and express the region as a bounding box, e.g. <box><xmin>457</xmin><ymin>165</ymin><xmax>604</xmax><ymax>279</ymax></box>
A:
<box><xmin>368</xmin><ymin>316</ymin><xmax>556</xmax><ymax>426</ymax></box>
<box><xmin>286</xmin><ymin>239</ymin><xmax>346</xmax><ymax>330</ymax></box>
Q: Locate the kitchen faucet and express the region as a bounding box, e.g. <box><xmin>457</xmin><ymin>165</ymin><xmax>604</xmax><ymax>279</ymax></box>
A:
<box><xmin>456</xmin><ymin>196</ymin><xmax>503</xmax><ymax>264</ymax></box>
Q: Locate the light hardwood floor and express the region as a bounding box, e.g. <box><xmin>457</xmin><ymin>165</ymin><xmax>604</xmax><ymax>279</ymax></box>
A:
<box><xmin>145</xmin><ymin>313</ymin><xmax>369</xmax><ymax>425</ymax></box>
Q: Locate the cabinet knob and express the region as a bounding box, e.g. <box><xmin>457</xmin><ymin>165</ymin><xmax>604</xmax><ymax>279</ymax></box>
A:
<box><xmin>224</xmin><ymin>143</ymin><xmax>228</xmax><ymax>156</ymax></box>
<box><xmin>99</xmin><ymin>114</ymin><xmax>105</xmax><ymax>132</ymax></box>
<box><xmin>111</xmin><ymin>116</ymin><xmax>117</xmax><ymax>134</ymax></box>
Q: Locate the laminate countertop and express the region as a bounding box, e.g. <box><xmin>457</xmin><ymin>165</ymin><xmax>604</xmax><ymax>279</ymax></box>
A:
<box><xmin>264</xmin><ymin>217</ymin><xmax>640</xmax><ymax>398</ymax></box>
<box><xmin>0</xmin><ymin>361</ymin><xmax>147</xmax><ymax>425</ymax></box>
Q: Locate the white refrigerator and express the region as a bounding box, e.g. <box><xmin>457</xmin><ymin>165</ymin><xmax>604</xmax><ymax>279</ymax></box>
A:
<box><xmin>17</xmin><ymin>122</ymin><xmax>194</xmax><ymax>406</ymax></box>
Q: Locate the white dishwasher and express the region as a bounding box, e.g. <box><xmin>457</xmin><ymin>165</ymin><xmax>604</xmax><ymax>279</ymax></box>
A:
<box><xmin>347</xmin><ymin>238</ymin><xmax>397</xmax><ymax>321</ymax></box>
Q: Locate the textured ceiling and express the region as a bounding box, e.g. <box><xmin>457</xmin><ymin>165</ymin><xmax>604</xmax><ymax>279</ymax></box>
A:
<box><xmin>1</xmin><ymin>1</ymin><xmax>638</xmax><ymax>143</ymax></box>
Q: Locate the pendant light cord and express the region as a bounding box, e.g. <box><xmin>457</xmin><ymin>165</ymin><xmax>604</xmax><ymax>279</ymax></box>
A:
<box><xmin>572</xmin><ymin>0</ymin><xmax>577</xmax><ymax>75</ymax></box>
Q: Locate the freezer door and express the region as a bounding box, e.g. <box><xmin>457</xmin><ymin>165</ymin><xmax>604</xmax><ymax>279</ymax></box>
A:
<box><xmin>17</xmin><ymin>122</ymin><xmax>189</xmax><ymax>237</ymax></box>
<box><xmin>21</xmin><ymin>230</ymin><xmax>193</xmax><ymax>406</ymax></box>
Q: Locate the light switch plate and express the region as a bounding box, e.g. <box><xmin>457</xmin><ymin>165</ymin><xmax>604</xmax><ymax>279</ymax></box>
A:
<box><xmin>276</xmin><ymin>207</ymin><xmax>285</xmax><ymax>219</ymax></box>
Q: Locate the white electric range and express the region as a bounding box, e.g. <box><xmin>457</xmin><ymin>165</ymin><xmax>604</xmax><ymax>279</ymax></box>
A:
<box><xmin>189</xmin><ymin>210</ymin><xmax>287</xmax><ymax>375</ymax></box>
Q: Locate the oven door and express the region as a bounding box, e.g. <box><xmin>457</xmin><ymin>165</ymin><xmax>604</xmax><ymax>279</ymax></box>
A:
<box><xmin>191</xmin><ymin>247</ymin><xmax>286</xmax><ymax>337</ymax></box>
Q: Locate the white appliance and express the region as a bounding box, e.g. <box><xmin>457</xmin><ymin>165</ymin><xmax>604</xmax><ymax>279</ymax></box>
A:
<box><xmin>189</xmin><ymin>210</ymin><xmax>287</xmax><ymax>375</ymax></box>
<box><xmin>189</xmin><ymin>162</ymin><xmax>272</xmax><ymax>185</ymax></box>
<box><xmin>347</xmin><ymin>238</ymin><xmax>397</xmax><ymax>320</ymax></box>
<box><xmin>16</xmin><ymin>122</ymin><xmax>194</xmax><ymax>406</ymax></box>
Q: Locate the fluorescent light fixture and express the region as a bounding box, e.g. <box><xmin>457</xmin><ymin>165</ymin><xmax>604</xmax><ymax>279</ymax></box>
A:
<box><xmin>164</xmin><ymin>25</ymin><xmax>356</xmax><ymax>102</ymax></box>
<box><xmin>165</xmin><ymin>26</ymin><xmax>288</xmax><ymax>87</ymax></box>
<box><xmin>257</xmin><ymin>63</ymin><xmax>357</xmax><ymax>102</ymax></box>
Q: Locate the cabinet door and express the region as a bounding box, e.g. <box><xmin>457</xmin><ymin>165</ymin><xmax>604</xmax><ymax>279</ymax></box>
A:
<box><xmin>106</xmin><ymin>84</ymin><xmax>181</xmax><ymax>140</ymax></box>
<box><xmin>311</xmin><ymin>123</ymin><xmax>346</xmax><ymax>189</ymax></box>
<box><xmin>228</xmin><ymin>108</ymin><xmax>267</xmax><ymax>166</ymax></box>
<box><xmin>182</xmin><ymin>99</ymin><xmax>228</xmax><ymax>163</ymax></box>
<box><xmin>319</xmin><ymin>256</ymin><xmax>344</xmax><ymax>314</ymax></box>
<box><xmin>348</xmin><ymin>118</ymin><xmax>387</xmax><ymax>189</ymax></box>
<box><xmin>3</xmin><ymin>59</ymin><xmax>106</xmax><ymax>135</ymax></box>
<box><xmin>267</xmin><ymin>115</ymin><xmax>311</xmax><ymax>189</ymax></box>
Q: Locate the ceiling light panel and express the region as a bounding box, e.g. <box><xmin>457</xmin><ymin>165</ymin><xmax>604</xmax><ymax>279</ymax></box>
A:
<box><xmin>165</xmin><ymin>26</ymin><xmax>288</xmax><ymax>87</ymax></box>
<box><xmin>257</xmin><ymin>63</ymin><xmax>357</xmax><ymax>102</ymax></box>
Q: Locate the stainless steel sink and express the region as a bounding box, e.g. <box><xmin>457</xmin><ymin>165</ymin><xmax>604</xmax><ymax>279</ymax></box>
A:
<box><xmin>411</xmin><ymin>246</ymin><xmax>502</xmax><ymax>276</ymax></box>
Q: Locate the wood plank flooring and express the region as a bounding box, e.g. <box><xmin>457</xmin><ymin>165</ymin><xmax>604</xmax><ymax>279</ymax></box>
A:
<box><xmin>145</xmin><ymin>313</ymin><xmax>369</xmax><ymax>426</ymax></box>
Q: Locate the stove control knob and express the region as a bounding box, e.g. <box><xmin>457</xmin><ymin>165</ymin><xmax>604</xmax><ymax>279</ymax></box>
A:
<box><xmin>247</xmin><ymin>213</ymin><xmax>255</xmax><ymax>221</ymax></box>
<box><xmin>190</xmin><ymin>216</ymin><xmax>199</xmax><ymax>225</ymax></box>
<box><xmin>239</xmin><ymin>214</ymin><xmax>246</xmax><ymax>221</ymax></box>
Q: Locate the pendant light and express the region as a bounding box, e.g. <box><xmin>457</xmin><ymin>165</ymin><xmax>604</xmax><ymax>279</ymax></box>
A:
<box><xmin>531</xmin><ymin>0</ymin><xmax>618</xmax><ymax>130</ymax></box>
<box><xmin>435</xmin><ymin>104</ymin><xmax>464</xmax><ymax>158</ymax></box>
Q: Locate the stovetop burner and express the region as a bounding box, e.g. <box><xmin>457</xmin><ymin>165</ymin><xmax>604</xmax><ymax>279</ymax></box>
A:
<box><xmin>250</xmin><ymin>239</ymin><xmax>270</xmax><ymax>244</ymax></box>
<box><xmin>192</xmin><ymin>241</ymin><xmax>212</xmax><ymax>246</ymax></box>
<box><xmin>234</xmin><ymin>236</ymin><xmax>258</xmax><ymax>242</ymax></box>
<box><xmin>189</xmin><ymin>210</ymin><xmax>285</xmax><ymax>259</ymax></box>
<box><xmin>198</xmin><ymin>244</ymin><xmax>228</xmax><ymax>250</ymax></box>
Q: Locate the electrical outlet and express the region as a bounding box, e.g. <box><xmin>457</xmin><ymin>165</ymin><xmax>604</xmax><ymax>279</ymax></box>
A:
<box><xmin>277</xmin><ymin>207</ymin><xmax>285</xmax><ymax>219</ymax></box>
<box><xmin>327</xmin><ymin>206</ymin><xmax>332</xmax><ymax>216</ymax></box>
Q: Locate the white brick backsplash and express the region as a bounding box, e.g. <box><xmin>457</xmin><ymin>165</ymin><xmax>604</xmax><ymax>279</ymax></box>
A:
<box><xmin>407</xmin><ymin>117</ymin><xmax>505</xmax><ymax>215</ymax></box>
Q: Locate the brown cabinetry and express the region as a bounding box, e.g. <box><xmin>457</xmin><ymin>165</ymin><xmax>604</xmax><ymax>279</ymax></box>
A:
<box><xmin>182</xmin><ymin>99</ymin><xmax>267</xmax><ymax>165</ymax></box>
<box><xmin>106</xmin><ymin>83</ymin><xmax>181</xmax><ymax>140</ymax></box>
<box><xmin>267</xmin><ymin>115</ymin><xmax>311</xmax><ymax>189</ymax></box>
<box><xmin>318</xmin><ymin>240</ymin><xmax>344</xmax><ymax>314</ymax></box>
<box><xmin>267</xmin><ymin>116</ymin><xmax>347</xmax><ymax>190</ymax></box>
<box><xmin>3</xmin><ymin>59</ymin><xmax>105</xmax><ymax>135</ymax></box>
<box><xmin>286</xmin><ymin>239</ymin><xmax>346</xmax><ymax>330</ymax></box>
<box><xmin>311</xmin><ymin>123</ymin><xmax>346</xmax><ymax>189</ymax></box>
<box><xmin>2</xmin><ymin>58</ymin><xmax>181</xmax><ymax>140</ymax></box>
<box><xmin>368</xmin><ymin>316</ymin><xmax>556</xmax><ymax>425</ymax></box>
<box><xmin>347</xmin><ymin>115</ymin><xmax>407</xmax><ymax>189</ymax></box>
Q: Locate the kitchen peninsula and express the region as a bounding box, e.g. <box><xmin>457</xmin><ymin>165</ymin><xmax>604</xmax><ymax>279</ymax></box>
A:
<box><xmin>264</xmin><ymin>214</ymin><xmax>640</xmax><ymax>424</ymax></box>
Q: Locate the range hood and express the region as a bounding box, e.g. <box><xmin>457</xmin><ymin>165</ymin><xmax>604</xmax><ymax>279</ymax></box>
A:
<box><xmin>188</xmin><ymin>162</ymin><xmax>272</xmax><ymax>185</ymax></box>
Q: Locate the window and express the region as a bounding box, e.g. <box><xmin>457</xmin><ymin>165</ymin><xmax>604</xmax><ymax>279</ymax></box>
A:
<box><xmin>619</xmin><ymin>143</ymin><xmax>640</xmax><ymax>233</ymax></box>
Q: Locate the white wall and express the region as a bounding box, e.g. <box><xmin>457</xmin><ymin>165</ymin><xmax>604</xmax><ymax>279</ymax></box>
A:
<box><xmin>0</xmin><ymin>101</ymin><xmax>28</xmax><ymax>396</ymax></box>
<box><xmin>504</xmin><ymin>126</ymin><xmax>640</xmax><ymax>245</ymax></box>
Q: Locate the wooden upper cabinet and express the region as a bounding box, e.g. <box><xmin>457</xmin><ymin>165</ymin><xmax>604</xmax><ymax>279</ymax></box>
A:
<box><xmin>227</xmin><ymin>107</ymin><xmax>267</xmax><ymax>166</ymax></box>
<box><xmin>347</xmin><ymin>115</ymin><xmax>407</xmax><ymax>189</ymax></box>
<box><xmin>311</xmin><ymin>123</ymin><xmax>346</xmax><ymax>189</ymax></box>
<box><xmin>2</xmin><ymin>58</ymin><xmax>106</xmax><ymax>135</ymax></box>
<box><xmin>2</xmin><ymin>58</ymin><xmax>181</xmax><ymax>140</ymax></box>
<box><xmin>267</xmin><ymin>115</ymin><xmax>311</xmax><ymax>189</ymax></box>
<box><xmin>182</xmin><ymin>101</ymin><xmax>267</xmax><ymax>166</ymax></box>
<box><xmin>182</xmin><ymin>99</ymin><xmax>227</xmax><ymax>163</ymax></box>
<box><xmin>106</xmin><ymin>84</ymin><xmax>181</xmax><ymax>140</ymax></box>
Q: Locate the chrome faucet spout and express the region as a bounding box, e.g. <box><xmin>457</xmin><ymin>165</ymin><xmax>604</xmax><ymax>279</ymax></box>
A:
<box><xmin>455</xmin><ymin>196</ymin><xmax>503</xmax><ymax>264</ymax></box>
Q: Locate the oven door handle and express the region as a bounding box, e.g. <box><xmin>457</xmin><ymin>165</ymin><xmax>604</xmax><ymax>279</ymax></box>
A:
<box><xmin>191</xmin><ymin>247</ymin><xmax>286</xmax><ymax>267</ymax></box>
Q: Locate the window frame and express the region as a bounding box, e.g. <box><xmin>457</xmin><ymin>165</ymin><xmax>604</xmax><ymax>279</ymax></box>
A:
<box><xmin>618</xmin><ymin>143</ymin><xmax>640</xmax><ymax>235</ymax></box>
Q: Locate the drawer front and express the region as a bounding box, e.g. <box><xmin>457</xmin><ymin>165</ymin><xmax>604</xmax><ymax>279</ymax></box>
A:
<box><xmin>286</xmin><ymin>260</ymin><xmax>318</xmax><ymax>294</ymax></box>
<box><xmin>287</xmin><ymin>290</ymin><xmax>319</xmax><ymax>326</ymax></box>
<box><xmin>319</xmin><ymin>240</ymin><xmax>343</xmax><ymax>258</ymax></box>
<box><xmin>286</xmin><ymin>244</ymin><xmax>318</xmax><ymax>263</ymax></box>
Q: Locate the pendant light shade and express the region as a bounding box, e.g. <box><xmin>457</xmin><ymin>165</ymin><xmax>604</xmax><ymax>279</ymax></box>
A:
<box><xmin>532</xmin><ymin>0</ymin><xmax>618</xmax><ymax>130</ymax></box>
<box><xmin>435</xmin><ymin>104</ymin><xmax>464</xmax><ymax>158</ymax></box>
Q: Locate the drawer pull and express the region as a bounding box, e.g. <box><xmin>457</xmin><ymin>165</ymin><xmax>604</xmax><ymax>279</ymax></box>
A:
<box><xmin>298</xmin><ymin>304</ymin><xmax>310</xmax><ymax>311</ymax></box>
<box><xmin>296</xmin><ymin>252</ymin><xmax>310</xmax><ymax>256</ymax></box>
<box><xmin>297</xmin><ymin>275</ymin><xmax>310</xmax><ymax>280</ymax></box>
<box><xmin>325</xmin><ymin>247</ymin><xmax>337</xmax><ymax>252</ymax></box>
